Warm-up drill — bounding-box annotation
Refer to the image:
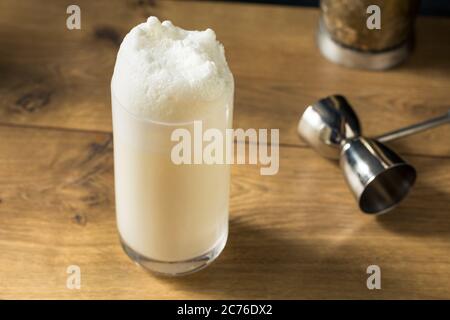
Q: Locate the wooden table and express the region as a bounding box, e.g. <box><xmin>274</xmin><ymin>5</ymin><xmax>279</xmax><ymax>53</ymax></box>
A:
<box><xmin>1</xmin><ymin>0</ymin><xmax>449</xmax><ymax>299</ymax></box>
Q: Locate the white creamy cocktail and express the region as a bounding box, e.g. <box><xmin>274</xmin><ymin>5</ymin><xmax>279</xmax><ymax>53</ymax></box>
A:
<box><xmin>111</xmin><ymin>17</ymin><xmax>234</xmax><ymax>275</ymax></box>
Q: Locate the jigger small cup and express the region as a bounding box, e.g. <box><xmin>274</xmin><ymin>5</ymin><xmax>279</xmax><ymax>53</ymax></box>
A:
<box><xmin>340</xmin><ymin>137</ymin><xmax>416</xmax><ymax>214</ymax></box>
<box><xmin>298</xmin><ymin>95</ymin><xmax>361</xmax><ymax>159</ymax></box>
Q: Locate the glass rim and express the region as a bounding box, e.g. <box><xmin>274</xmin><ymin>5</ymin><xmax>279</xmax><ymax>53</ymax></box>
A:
<box><xmin>111</xmin><ymin>81</ymin><xmax>233</xmax><ymax>127</ymax></box>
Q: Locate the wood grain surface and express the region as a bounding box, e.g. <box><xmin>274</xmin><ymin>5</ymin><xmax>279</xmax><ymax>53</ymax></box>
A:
<box><xmin>0</xmin><ymin>0</ymin><xmax>449</xmax><ymax>299</ymax></box>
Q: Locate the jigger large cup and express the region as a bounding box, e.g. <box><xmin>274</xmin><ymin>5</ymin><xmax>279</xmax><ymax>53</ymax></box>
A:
<box><xmin>298</xmin><ymin>94</ymin><xmax>450</xmax><ymax>214</ymax></box>
<box><xmin>340</xmin><ymin>137</ymin><xmax>416</xmax><ymax>214</ymax></box>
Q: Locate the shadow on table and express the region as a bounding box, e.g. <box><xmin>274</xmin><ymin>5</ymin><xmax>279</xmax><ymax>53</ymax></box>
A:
<box><xmin>376</xmin><ymin>161</ymin><xmax>450</xmax><ymax>239</ymax></box>
<box><xmin>161</xmin><ymin>218</ymin><xmax>416</xmax><ymax>299</ymax></box>
<box><xmin>162</xmin><ymin>220</ymin><xmax>324</xmax><ymax>299</ymax></box>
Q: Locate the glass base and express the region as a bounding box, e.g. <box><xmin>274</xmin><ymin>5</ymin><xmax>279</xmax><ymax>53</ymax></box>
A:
<box><xmin>317</xmin><ymin>19</ymin><xmax>411</xmax><ymax>70</ymax></box>
<box><xmin>120</xmin><ymin>232</ymin><xmax>228</xmax><ymax>276</ymax></box>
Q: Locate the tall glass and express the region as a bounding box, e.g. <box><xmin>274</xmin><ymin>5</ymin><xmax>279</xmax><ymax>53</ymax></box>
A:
<box><xmin>111</xmin><ymin>81</ymin><xmax>233</xmax><ymax>276</ymax></box>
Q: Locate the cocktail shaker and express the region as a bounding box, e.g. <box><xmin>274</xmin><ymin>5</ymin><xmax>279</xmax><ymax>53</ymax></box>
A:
<box><xmin>318</xmin><ymin>0</ymin><xmax>421</xmax><ymax>70</ymax></box>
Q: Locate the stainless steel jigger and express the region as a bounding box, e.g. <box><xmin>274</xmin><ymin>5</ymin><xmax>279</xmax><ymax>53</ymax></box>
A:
<box><xmin>298</xmin><ymin>95</ymin><xmax>450</xmax><ymax>214</ymax></box>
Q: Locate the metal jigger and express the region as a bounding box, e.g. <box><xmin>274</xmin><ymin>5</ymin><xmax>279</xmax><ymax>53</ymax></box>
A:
<box><xmin>298</xmin><ymin>95</ymin><xmax>450</xmax><ymax>214</ymax></box>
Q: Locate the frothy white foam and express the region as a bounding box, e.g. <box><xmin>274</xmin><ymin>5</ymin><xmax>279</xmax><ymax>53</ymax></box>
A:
<box><xmin>112</xmin><ymin>16</ymin><xmax>233</xmax><ymax>122</ymax></box>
